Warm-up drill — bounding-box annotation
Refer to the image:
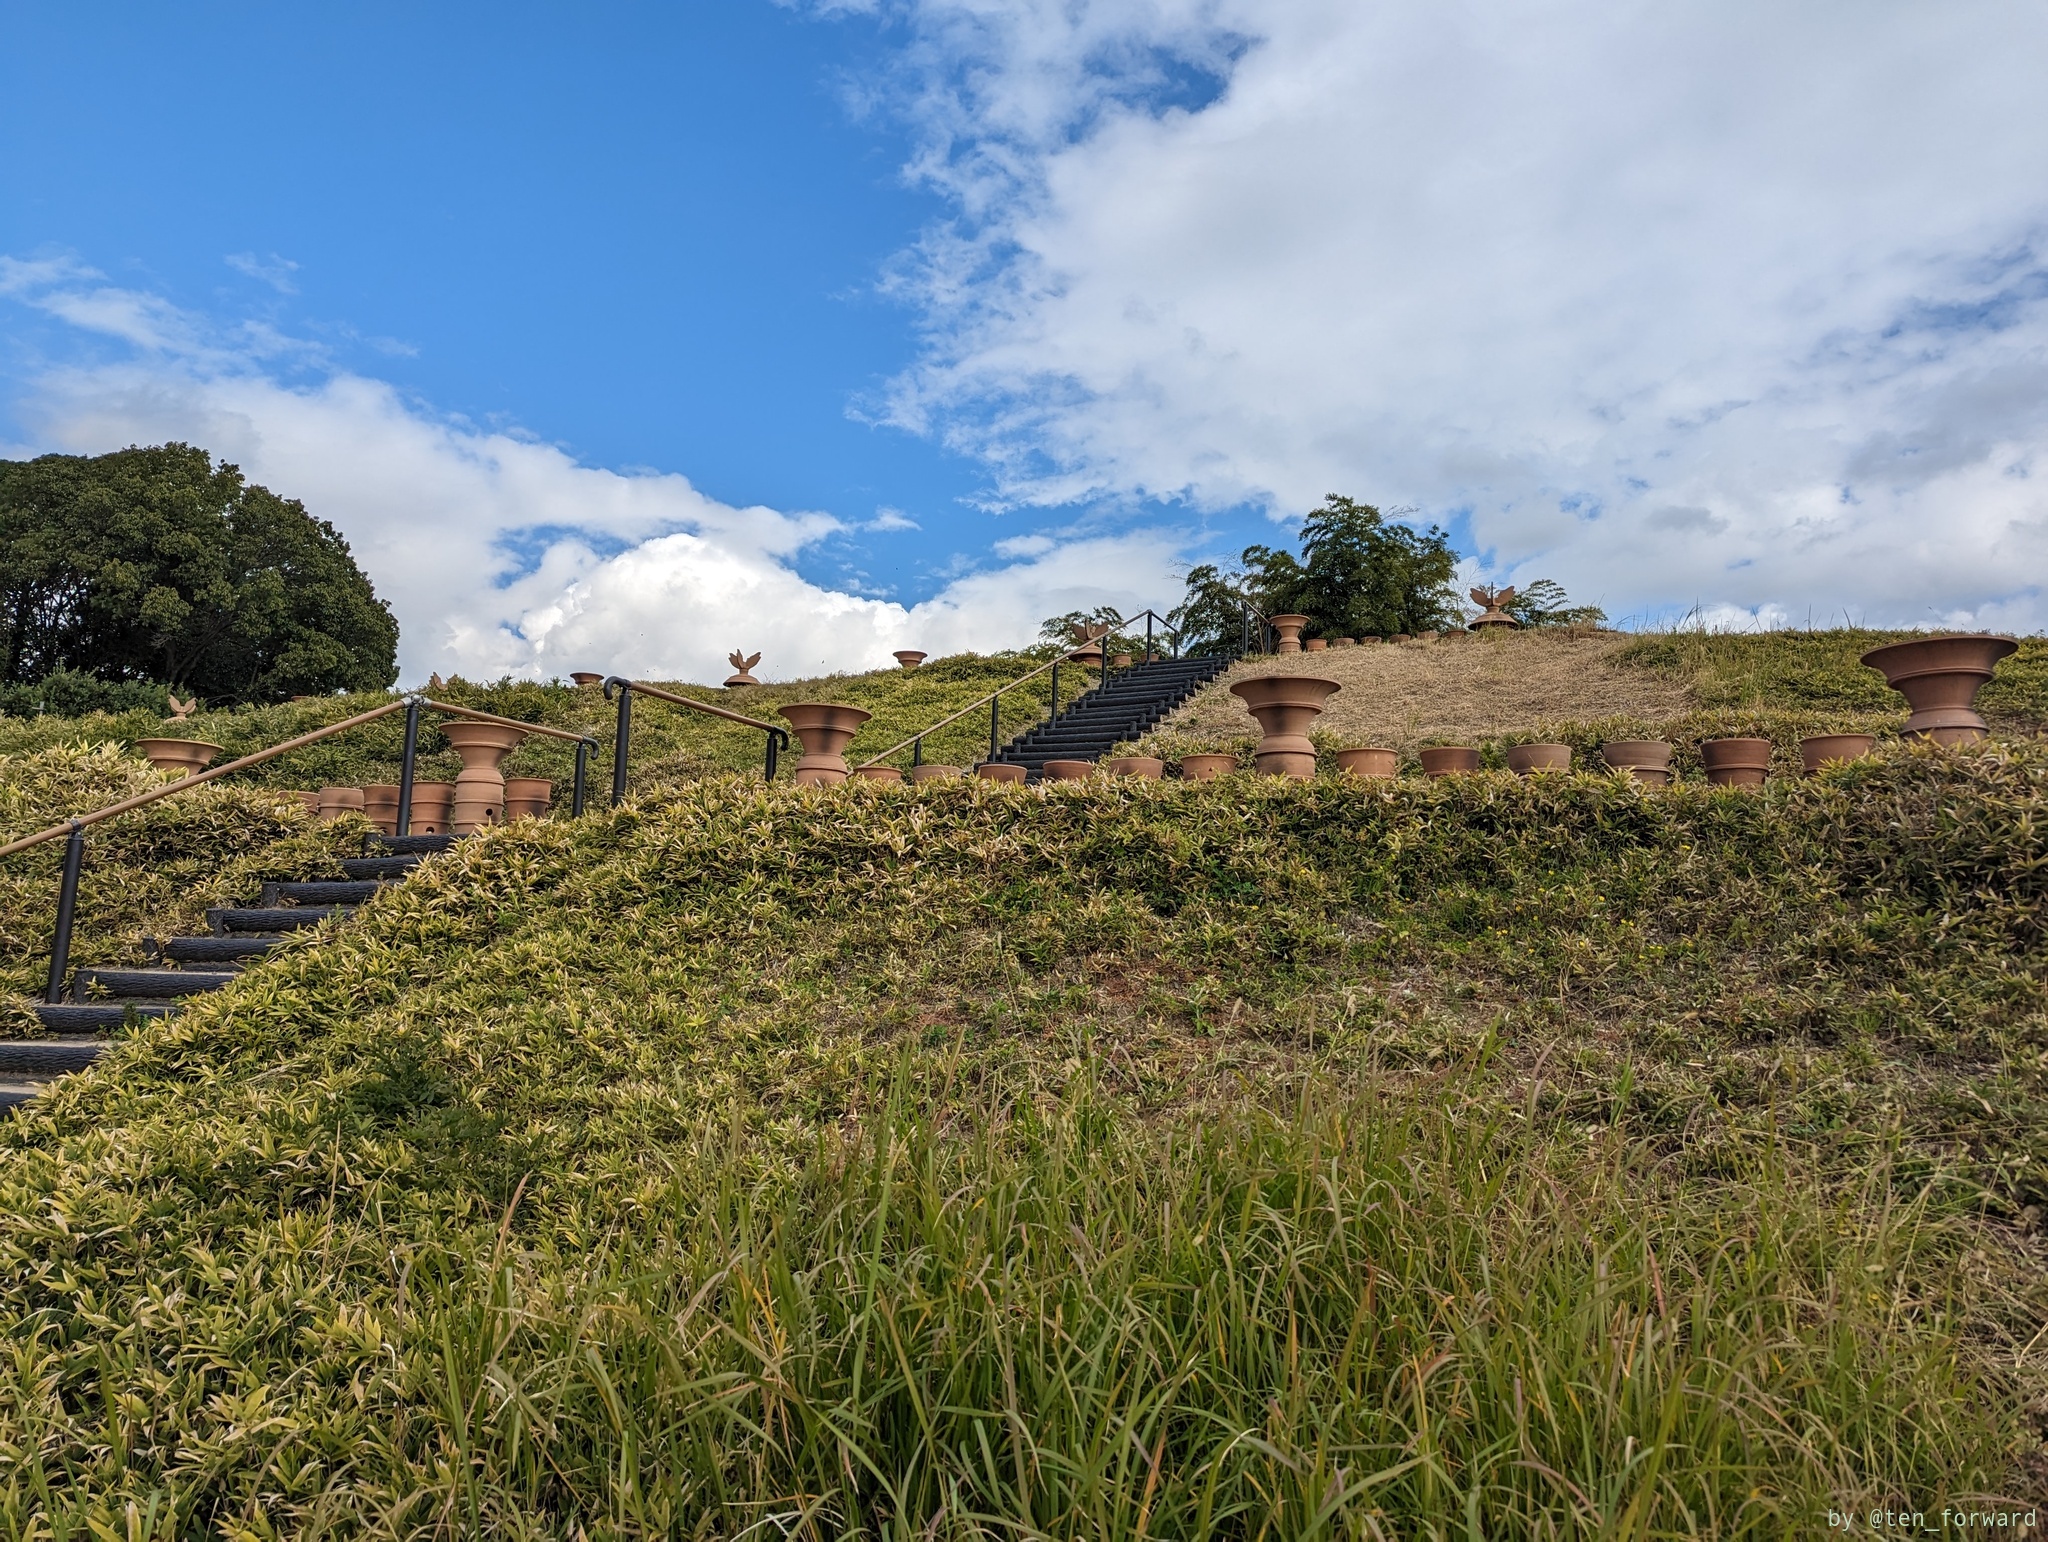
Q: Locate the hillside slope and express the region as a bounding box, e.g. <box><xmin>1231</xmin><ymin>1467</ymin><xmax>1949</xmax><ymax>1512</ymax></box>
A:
<box><xmin>2</xmin><ymin>745</ymin><xmax>2044</xmax><ymax>1530</ymax></box>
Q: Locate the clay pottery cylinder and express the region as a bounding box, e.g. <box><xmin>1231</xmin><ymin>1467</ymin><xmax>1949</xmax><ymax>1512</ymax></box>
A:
<box><xmin>316</xmin><ymin>785</ymin><xmax>365</xmax><ymax>822</ymax></box>
<box><xmin>1800</xmin><ymin>734</ymin><xmax>1876</xmax><ymax>774</ymax></box>
<box><xmin>361</xmin><ymin>783</ymin><xmax>401</xmax><ymax>835</ymax></box>
<box><xmin>1042</xmin><ymin>759</ymin><xmax>1094</xmax><ymax>781</ymax></box>
<box><xmin>1334</xmin><ymin>747</ymin><xmax>1397</xmax><ymax>778</ymax></box>
<box><xmin>1860</xmin><ymin>634</ymin><xmax>2017</xmax><ymax>743</ymax></box>
<box><xmin>134</xmin><ymin>738</ymin><xmax>221</xmax><ymax>777</ymax></box>
<box><xmin>1104</xmin><ymin>756</ymin><xmax>1165</xmax><ymax>779</ymax></box>
<box><xmin>1701</xmin><ymin>737</ymin><xmax>1773</xmax><ymax>787</ymax></box>
<box><xmin>854</xmin><ymin>765</ymin><xmax>905</xmax><ymax>783</ymax></box>
<box><xmin>570</xmin><ymin>672</ymin><xmax>604</xmax><ymax>687</ymax></box>
<box><xmin>1332</xmin><ymin>637</ymin><xmax>1356</xmax><ymax>648</ymax></box>
<box><xmin>976</xmin><ymin>762</ymin><xmax>1026</xmax><ymax>783</ymax></box>
<box><xmin>1419</xmin><ymin>746</ymin><xmax>1480</xmax><ymax>777</ymax></box>
<box><xmin>1391</xmin><ymin>633</ymin><xmax>1411</xmax><ymax>644</ymax></box>
<box><xmin>1506</xmin><ymin>743</ymin><xmax>1572</xmax><ymax>775</ymax></box>
<box><xmin>1602</xmin><ymin>741</ymin><xmax>1673</xmax><ymax>785</ymax></box>
<box><xmin>1231</xmin><ymin>675</ymin><xmax>1340</xmax><ymax>778</ymax></box>
<box><xmin>441</xmin><ymin>721</ymin><xmax>528</xmax><ymax>831</ymax></box>
<box><xmin>504</xmin><ymin>776</ymin><xmax>553</xmax><ymax>820</ymax></box>
<box><xmin>909</xmin><ymin>764</ymin><xmax>960</xmax><ymax>783</ymax></box>
<box><xmin>1111</xmin><ymin>653</ymin><xmax>1134</xmax><ymax>670</ymax></box>
<box><xmin>1178</xmin><ymin>753</ymin><xmax>1238</xmax><ymax>780</ymax></box>
<box><xmin>407</xmin><ymin>781</ymin><xmax>456</xmax><ymax>833</ymax></box>
<box><xmin>1418</xmin><ymin>630</ymin><xmax>1440</xmax><ymax>641</ymax></box>
<box><xmin>1303</xmin><ymin>638</ymin><xmax>1328</xmax><ymax>652</ymax></box>
<box><xmin>777</xmin><ymin>703</ymin><xmax>874</xmax><ymax>786</ymax></box>
<box><xmin>289</xmin><ymin>790</ymin><xmax>320</xmax><ymax>814</ymax></box>
<box><xmin>1269</xmin><ymin>614</ymin><xmax>1310</xmax><ymax>654</ymax></box>
<box><xmin>1361</xmin><ymin>636</ymin><xmax>1383</xmax><ymax>645</ymax></box>
<box><xmin>893</xmin><ymin>651</ymin><xmax>927</xmax><ymax>670</ymax></box>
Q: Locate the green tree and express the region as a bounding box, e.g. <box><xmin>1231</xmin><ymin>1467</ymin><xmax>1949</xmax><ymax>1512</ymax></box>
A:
<box><xmin>0</xmin><ymin>443</ymin><xmax>398</xmax><ymax>704</ymax></box>
<box><xmin>1502</xmin><ymin>578</ymin><xmax>1607</xmax><ymax>629</ymax></box>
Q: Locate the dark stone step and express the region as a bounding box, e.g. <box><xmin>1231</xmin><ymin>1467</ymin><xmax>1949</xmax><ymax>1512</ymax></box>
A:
<box><xmin>0</xmin><ymin>1081</ymin><xmax>41</xmax><ymax>1111</ymax></box>
<box><xmin>164</xmin><ymin>935</ymin><xmax>283</xmax><ymax>965</ymax></box>
<box><xmin>9</xmin><ymin>1029</ymin><xmax>124</xmax><ymax>1066</ymax></box>
<box><xmin>258</xmin><ymin>880</ymin><xmax>388</xmax><ymax>906</ymax></box>
<box><xmin>341</xmin><ymin>855</ymin><xmax>422</xmax><ymax>880</ymax></box>
<box><xmin>207</xmin><ymin>905</ymin><xmax>346</xmax><ymax>936</ymax></box>
<box><xmin>75</xmin><ymin>967</ymin><xmax>238</xmax><ymax>999</ymax></box>
<box><xmin>377</xmin><ymin>834</ymin><xmax>459</xmax><ymax>855</ymax></box>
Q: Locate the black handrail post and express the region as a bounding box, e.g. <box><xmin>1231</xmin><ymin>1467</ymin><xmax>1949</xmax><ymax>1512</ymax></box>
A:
<box><xmin>1146</xmin><ymin>612</ymin><xmax>1154</xmax><ymax>663</ymax></box>
<box><xmin>396</xmin><ymin>697</ymin><xmax>421</xmax><ymax>836</ymax></box>
<box><xmin>572</xmin><ymin>738</ymin><xmax>593</xmax><ymax>816</ymax></box>
<box><xmin>912</xmin><ymin>736</ymin><xmax>923</xmax><ymax>768</ymax></box>
<box><xmin>765</xmin><ymin>728</ymin><xmax>784</xmax><ymax>781</ymax></box>
<box><xmin>1050</xmin><ymin>661</ymin><xmax>1060</xmax><ymax>719</ymax></box>
<box><xmin>988</xmin><ymin>690</ymin><xmax>1000</xmax><ymax>764</ymax></box>
<box><xmin>44</xmin><ymin>825</ymin><xmax>85</xmax><ymax>1005</ymax></box>
<box><xmin>605</xmin><ymin>679</ymin><xmax>633</xmax><ymax>807</ymax></box>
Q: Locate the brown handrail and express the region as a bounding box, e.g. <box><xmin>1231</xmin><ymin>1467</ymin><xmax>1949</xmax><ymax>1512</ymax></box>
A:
<box><xmin>855</xmin><ymin>634</ymin><xmax>1108</xmax><ymax>770</ymax></box>
<box><xmin>0</xmin><ymin>699</ymin><xmax>411</xmax><ymax>859</ymax></box>
<box><xmin>608</xmin><ymin>679</ymin><xmax>784</xmax><ymax>734</ymax></box>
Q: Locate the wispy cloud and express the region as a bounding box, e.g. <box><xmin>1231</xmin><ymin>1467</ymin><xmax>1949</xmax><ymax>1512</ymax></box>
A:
<box><xmin>225</xmin><ymin>251</ymin><xmax>300</xmax><ymax>294</ymax></box>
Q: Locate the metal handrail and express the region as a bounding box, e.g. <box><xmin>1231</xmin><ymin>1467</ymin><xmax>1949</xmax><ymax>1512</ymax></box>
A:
<box><xmin>1</xmin><ymin>694</ymin><xmax>600</xmax><ymax>1004</ymax></box>
<box><xmin>602</xmin><ymin>677</ymin><xmax>790</xmax><ymax>802</ymax></box>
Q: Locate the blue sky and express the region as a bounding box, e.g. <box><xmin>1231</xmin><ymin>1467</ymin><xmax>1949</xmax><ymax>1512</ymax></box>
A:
<box><xmin>4</xmin><ymin>1</ymin><xmax>2046</xmax><ymax>682</ymax></box>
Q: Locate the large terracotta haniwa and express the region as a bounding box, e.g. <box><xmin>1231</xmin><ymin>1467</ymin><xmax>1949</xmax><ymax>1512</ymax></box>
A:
<box><xmin>1178</xmin><ymin>753</ymin><xmax>1237</xmax><ymax>780</ymax></box>
<box><xmin>134</xmin><ymin>738</ymin><xmax>220</xmax><ymax>777</ymax></box>
<box><xmin>1701</xmin><ymin>738</ymin><xmax>1772</xmax><ymax>787</ymax></box>
<box><xmin>1602</xmin><ymin>741</ymin><xmax>1672</xmax><ymax>785</ymax></box>
<box><xmin>1042</xmin><ymin>759</ymin><xmax>1094</xmax><ymax>781</ymax></box>
<box><xmin>441</xmin><ymin>721</ymin><xmax>529</xmax><ymax>831</ymax></box>
<box><xmin>778</xmin><ymin>703</ymin><xmax>873</xmax><ymax>786</ymax></box>
<box><xmin>1419</xmin><ymin>746</ymin><xmax>1480</xmax><ymax>777</ymax></box>
<box><xmin>1505</xmin><ymin>743</ymin><xmax>1571</xmax><ymax>775</ymax></box>
<box><xmin>1334</xmin><ymin>747</ymin><xmax>1396</xmax><ymax>778</ymax></box>
<box><xmin>893</xmin><ymin>650</ymin><xmax>927</xmax><ymax>670</ymax></box>
<box><xmin>361</xmin><ymin>783</ymin><xmax>401</xmax><ymax>836</ymax></box>
<box><xmin>1231</xmin><ymin>675</ymin><xmax>1340</xmax><ymax>778</ymax></box>
<box><xmin>1860</xmin><ymin>634</ymin><xmax>2017</xmax><ymax>743</ymax></box>
<box><xmin>1800</xmin><ymin>734</ymin><xmax>1876</xmax><ymax>774</ymax></box>
<box><xmin>569</xmin><ymin>672</ymin><xmax>604</xmax><ymax>687</ymax></box>
<box><xmin>1269</xmin><ymin>614</ymin><xmax>1310</xmax><ymax>654</ymax></box>
<box><xmin>408</xmin><ymin>781</ymin><xmax>456</xmax><ymax>834</ymax></box>
<box><xmin>504</xmin><ymin>776</ymin><xmax>553</xmax><ymax>820</ymax></box>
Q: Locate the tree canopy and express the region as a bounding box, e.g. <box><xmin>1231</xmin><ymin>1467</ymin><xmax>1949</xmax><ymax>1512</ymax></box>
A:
<box><xmin>0</xmin><ymin>443</ymin><xmax>398</xmax><ymax>705</ymax></box>
<box><xmin>1171</xmin><ymin>495</ymin><xmax>1463</xmax><ymax>650</ymax></box>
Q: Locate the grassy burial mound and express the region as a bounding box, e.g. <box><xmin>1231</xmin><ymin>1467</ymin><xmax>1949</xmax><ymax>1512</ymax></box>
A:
<box><xmin>1</xmin><ymin>741</ymin><xmax>2045</xmax><ymax>1530</ymax></box>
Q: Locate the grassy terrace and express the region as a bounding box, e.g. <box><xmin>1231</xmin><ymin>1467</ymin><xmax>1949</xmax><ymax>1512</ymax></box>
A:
<box><xmin>0</xmin><ymin>631</ymin><xmax>2043</xmax><ymax>1532</ymax></box>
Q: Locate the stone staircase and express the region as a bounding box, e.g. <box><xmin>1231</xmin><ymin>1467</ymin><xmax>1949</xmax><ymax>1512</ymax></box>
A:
<box><xmin>0</xmin><ymin>833</ymin><xmax>454</xmax><ymax>1111</ymax></box>
<box><xmin>994</xmin><ymin>654</ymin><xmax>1233</xmax><ymax>778</ymax></box>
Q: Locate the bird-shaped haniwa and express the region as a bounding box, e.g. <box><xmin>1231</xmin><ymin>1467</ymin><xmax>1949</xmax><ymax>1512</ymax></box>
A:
<box><xmin>166</xmin><ymin>692</ymin><xmax>197</xmax><ymax>720</ymax></box>
<box><xmin>725</xmin><ymin>650</ymin><xmax>763</xmax><ymax>687</ymax></box>
<box><xmin>1467</xmin><ymin>584</ymin><xmax>1520</xmax><ymax>630</ymax></box>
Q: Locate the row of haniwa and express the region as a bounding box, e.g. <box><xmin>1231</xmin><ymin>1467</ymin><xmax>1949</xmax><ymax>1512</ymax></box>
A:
<box><xmin>292</xmin><ymin>779</ymin><xmax>556</xmax><ymax>833</ymax></box>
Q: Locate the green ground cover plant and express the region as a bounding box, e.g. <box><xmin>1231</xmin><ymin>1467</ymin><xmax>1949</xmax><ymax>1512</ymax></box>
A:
<box><xmin>1</xmin><ymin>741</ymin><xmax>2043</xmax><ymax>1533</ymax></box>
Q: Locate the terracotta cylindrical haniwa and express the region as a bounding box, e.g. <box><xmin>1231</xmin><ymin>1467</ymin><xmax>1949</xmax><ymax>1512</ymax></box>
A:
<box><xmin>1419</xmin><ymin>746</ymin><xmax>1480</xmax><ymax>777</ymax></box>
<box><xmin>442</xmin><ymin>721</ymin><xmax>529</xmax><ymax>831</ymax></box>
<box><xmin>504</xmin><ymin>776</ymin><xmax>553</xmax><ymax>820</ymax></box>
<box><xmin>893</xmin><ymin>650</ymin><xmax>927</xmax><ymax>670</ymax></box>
<box><xmin>286</xmin><ymin>790</ymin><xmax>320</xmax><ymax>814</ymax></box>
<box><xmin>407</xmin><ymin>781</ymin><xmax>456</xmax><ymax>834</ymax></box>
<box><xmin>1332</xmin><ymin>637</ymin><xmax>1356</xmax><ymax>648</ymax></box>
<box><xmin>316</xmin><ymin>785</ymin><xmax>365</xmax><ymax>822</ymax></box>
<box><xmin>570</xmin><ymin>672</ymin><xmax>604</xmax><ymax>687</ymax></box>
<box><xmin>909</xmin><ymin>764</ymin><xmax>960</xmax><ymax>783</ymax></box>
<box><xmin>1111</xmin><ymin>652</ymin><xmax>1134</xmax><ymax>670</ymax></box>
<box><xmin>777</xmin><ymin>703</ymin><xmax>874</xmax><ymax>786</ymax></box>
<box><xmin>1104</xmin><ymin>756</ymin><xmax>1164</xmax><ymax>779</ymax></box>
<box><xmin>1361</xmin><ymin>636</ymin><xmax>1383</xmax><ymax>645</ymax></box>
<box><xmin>1042</xmin><ymin>759</ymin><xmax>1094</xmax><ymax>781</ymax></box>
<box><xmin>1800</xmin><ymin>734</ymin><xmax>1876</xmax><ymax>774</ymax></box>
<box><xmin>976</xmin><ymin>762</ymin><xmax>1026</xmax><ymax>783</ymax></box>
<box><xmin>1303</xmin><ymin>638</ymin><xmax>1328</xmax><ymax>652</ymax></box>
<box><xmin>1231</xmin><ymin>675</ymin><xmax>1341</xmax><ymax>779</ymax></box>
<box><xmin>1701</xmin><ymin>737</ymin><xmax>1773</xmax><ymax>787</ymax></box>
<box><xmin>1178</xmin><ymin>753</ymin><xmax>1238</xmax><ymax>780</ymax></box>
<box><xmin>1392</xmin><ymin>633</ymin><xmax>1411</xmax><ymax>644</ymax></box>
<box><xmin>134</xmin><ymin>738</ymin><xmax>221</xmax><ymax>777</ymax></box>
<box><xmin>361</xmin><ymin>783</ymin><xmax>401</xmax><ymax>835</ymax></box>
<box><xmin>853</xmin><ymin>764</ymin><xmax>905</xmax><ymax>783</ymax></box>
<box><xmin>1269</xmin><ymin>614</ymin><xmax>1311</xmax><ymax>654</ymax></box>
<box><xmin>1859</xmin><ymin>634</ymin><xmax>2017</xmax><ymax>743</ymax></box>
<box><xmin>1603</xmin><ymin>741</ymin><xmax>1673</xmax><ymax>785</ymax></box>
<box><xmin>1417</xmin><ymin>630</ymin><xmax>1440</xmax><ymax>642</ymax></box>
<box><xmin>1506</xmin><ymin>743</ymin><xmax>1572</xmax><ymax>775</ymax></box>
<box><xmin>1334</xmin><ymin>747</ymin><xmax>1397</xmax><ymax>778</ymax></box>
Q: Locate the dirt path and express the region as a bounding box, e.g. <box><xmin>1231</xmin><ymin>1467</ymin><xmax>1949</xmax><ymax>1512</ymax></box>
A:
<box><xmin>1160</xmin><ymin>631</ymin><xmax>1696</xmax><ymax>750</ymax></box>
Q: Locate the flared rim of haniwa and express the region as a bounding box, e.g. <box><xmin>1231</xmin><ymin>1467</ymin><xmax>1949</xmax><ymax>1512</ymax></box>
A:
<box><xmin>1859</xmin><ymin>634</ymin><xmax>2017</xmax><ymax>676</ymax></box>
